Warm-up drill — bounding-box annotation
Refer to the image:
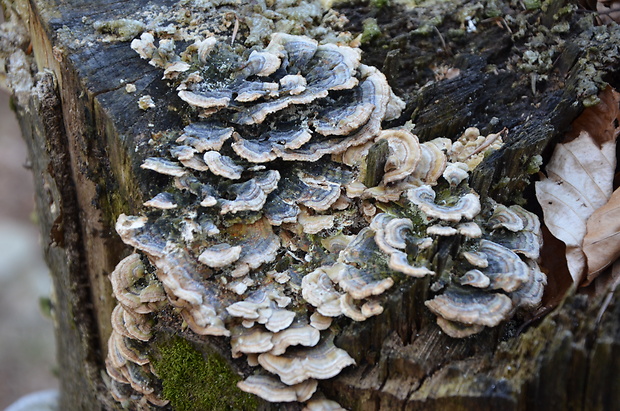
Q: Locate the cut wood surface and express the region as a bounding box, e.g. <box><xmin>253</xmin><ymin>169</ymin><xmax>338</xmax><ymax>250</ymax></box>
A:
<box><xmin>5</xmin><ymin>0</ymin><xmax>620</xmax><ymax>409</ymax></box>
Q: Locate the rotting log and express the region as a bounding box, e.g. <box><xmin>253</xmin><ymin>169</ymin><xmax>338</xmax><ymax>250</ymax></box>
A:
<box><xmin>3</xmin><ymin>0</ymin><xmax>620</xmax><ymax>409</ymax></box>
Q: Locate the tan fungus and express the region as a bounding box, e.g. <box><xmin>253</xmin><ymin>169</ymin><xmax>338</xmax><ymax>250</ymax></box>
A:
<box><xmin>407</xmin><ymin>185</ymin><xmax>481</xmax><ymax>222</ymax></box>
<box><xmin>258</xmin><ymin>337</ymin><xmax>355</xmax><ymax>385</ymax></box>
<box><xmin>237</xmin><ymin>375</ymin><xmax>317</xmax><ymax>403</ymax></box>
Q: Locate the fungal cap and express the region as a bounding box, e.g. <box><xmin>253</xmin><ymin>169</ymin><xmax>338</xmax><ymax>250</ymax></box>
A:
<box><xmin>312</xmin><ymin>102</ymin><xmax>374</xmax><ymax>137</ymax></box>
<box><xmin>377</xmin><ymin>129</ymin><xmax>421</xmax><ymax>184</ymax></box>
<box><xmin>178</xmin><ymin>123</ymin><xmax>234</xmax><ymax>152</ymax></box>
<box><xmin>115</xmin><ymin>214</ymin><xmax>166</xmax><ymax>258</ymax></box>
<box><xmin>179</xmin><ymin>154</ymin><xmax>209</xmax><ymax>171</ymax></box>
<box><xmin>361</xmin><ymin>299</ymin><xmax>384</xmax><ymax>318</ymax></box>
<box><xmin>411</xmin><ymin>139</ymin><xmax>449</xmax><ymax>184</ymax></box>
<box><xmin>321</xmin><ymin>233</ymin><xmax>356</xmax><ymax>254</ymax></box>
<box><xmin>237</xmin><ymin>375</ymin><xmax>317</xmax><ymax>403</ymax></box>
<box><xmin>130</xmin><ymin>32</ymin><xmax>155</xmax><ymax>60</ymax></box>
<box><xmin>303</xmin><ymin>397</ymin><xmax>347</xmax><ymax>411</ymax></box>
<box><xmin>231</xmin><ymin>327</ymin><xmax>274</xmax><ymax>358</ymax></box>
<box><xmin>235</xmin><ymin>228</ymin><xmax>280</xmax><ymax>270</ymax></box>
<box><xmin>198</xmin><ymin>244</ymin><xmax>242</xmax><ymax>268</ymax></box>
<box><xmin>490</xmin><ymin>204</ymin><xmax>525</xmax><ymax>232</ymax></box>
<box><xmin>181</xmin><ymin>305</ymin><xmax>231</xmax><ymax>337</ymax></box>
<box><xmin>457</xmin><ymin>222</ymin><xmax>482</xmax><ymax>238</ymax></box>
<box><xmin>231</xmin><ymin>138</ymin><xmax>277</xmax><ymax>163</ymax></box>
<box><xmin>226</xmin><ymin>290</ymin><xmax>270</xmax><ymax>320</ymax></box>
<box><xmin>113</xmin><ymin>332</ymin><xmax>149</xmax><ymax>365</ymax></box>
<box><xmin>383</xmin><ymin>217</ymin><xmax>413</xmax><ymax>249</ymax></box>
<box><xmin>309</xmin><ymin>312</ymin><xmax>332</xmax><ymax>330</ymax></box>
<box><xmin>110</xmin><ymin>254</ymin><xmax>165</xmax><ymax>315</ymax></box>
<box><xmin>257</xmin><ymin>337</ymin><xmax>355</xmax><ymax>385</ymax></box>
<box><xmin>425</xmin><ymin>286</ymin><xmax>513</xmax><ymax>327</ymax></box>
<box><xmin>324</xmin><ymin>262</ymin><xmax>394</xmax><ymax>300</ymax></box>
<box><xmin>435</xmin><ymin>316</ymin><xmax>485</xmax><ymax>339</ymax></box>
<box><xmin>459</xmin><ymin>269</ymin><xmax>491</xmax><ymax>288</ymax></box>
<box><xmin>110</xmin><ymin>253</ymin><xmax>145</xmax><ymax>301</ymax></box>
<box><xmin>489</xmin><ymin>229</ymin><xmax>542</xmax><ymax>260</ymax></box>
<box><xmin>141</xmin><ymin>157</ymin><xmax>187</xmax><ymax>177</ymax></box>
<box><xmin>388</xmin><ymin>250</ymin><xmax>435</xmax><ymax>277</ymax></box>
<box><xmin>479</xmin><ymin>239</ymin><xmax>529</xmax><ymax>292</ymax></box>
<box><xmin>298</xmin><ymin>207</ymin><xmax>335</xmax><ymax>234</ymax></box>
<box><xmin>279</xmin><ymin>74</ymin><xmax>307</xmax><ymax>95</ymax></box>
<box><xmin>426</xmin><ymin>225</ymin><xmax>458</xmax><ymax>236</ymax></box>
<box><xmin>407</xmin><ymin>185</ymin><xmax>481</xmax><ymax>222</ymax></box>
<box><xmin>178</xmin><ymin>90</ymin><xmax>230</xmax><ymax>109</ymax></box>
<box><xmin>203</xmin><ymin>151</ymin><xmax>243</xmax><ymax>180</ymax></box>
<box><xmin>220</xmin><ymin>180</ymin><xmax>268</xmax><ymax>214</ymax></box>
<box><xmin>511</xmin><ymin>259</ymin><xmax>547</xmax><ymax>309</ymax></box>
<box><xmin>243</xmin><ymin>50</ymin><xmax>281</xmax><ymax>77</ymax></box>
<box><xmin>143</xmin><ymin>192</ymin><xmax>177</xmax><ymax>209</ymax></box>
<box><xmin>264</xmin><ymin>309</ymin><xmax>297</xmax><ymax>332</ymax></box>
<box><xmin>302</xmin><ymin>268</ymin><xmax>343</xmax><ymax>317</ymax></box>
<box><xmin>111</xmin><ymin>304</ymin><xmax>153</xmax><ymax>342</ymax></box>
<box><xmin>442</xmin><ymin>162</ymin><xmax>469</xmax><ymax>186</ymax></box>
<box><xmin>271</xmin><ymin>323</ymin><xmax>321</xmax><ymax>355</ymax></box>
<box><xmin>461</xmin><ymin>250</ymin><xmax>488</xmax><ymax>268</ymax></box>
<box><xmin>163</xmin><ymin>61</ymin><xmax>190</xmax><ymax>79</ymax></box>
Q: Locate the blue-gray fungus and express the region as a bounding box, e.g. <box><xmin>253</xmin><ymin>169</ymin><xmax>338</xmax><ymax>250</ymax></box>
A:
<box><xmin>106</xmin><ymin>33</ymin><xmax>546</xmax><ymax>407</ymax></box>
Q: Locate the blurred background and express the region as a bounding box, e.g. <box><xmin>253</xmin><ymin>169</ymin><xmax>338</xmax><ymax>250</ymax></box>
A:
<box><xmin>0</xmin><ymin>88</ymin><xmax>58</xmax><ymax>408</ymax></box>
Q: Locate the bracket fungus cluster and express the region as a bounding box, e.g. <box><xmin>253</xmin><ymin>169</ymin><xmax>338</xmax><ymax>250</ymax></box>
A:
<box><xmin>107</xmin><ymin>32</ymin><xmax>546</xmax><ymax>407</ymax></box>
<box><xmin>106</xmin><ymin>253</ymin><xmax>168</xmax><ymax>407</ymax></box>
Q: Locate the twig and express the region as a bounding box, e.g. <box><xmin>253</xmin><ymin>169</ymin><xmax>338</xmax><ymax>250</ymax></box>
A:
<box><xmin>231</xmin><ymin>13</ymin><xmax>239</xmax><ymax>46</ymax></box>
<box><xmin>576</xmin><ymin>6</ymin><xmax>620</xmax><ymax>16</ymax></box>
<box><xmin>468</xmin><ymin>127</ymin><xmax>508</xmax><ymax>157</ymax></box>
<box><xmin>433</xmin><ymin>26</ymin><xmax>452</xmax><ymax>56</ymax></box>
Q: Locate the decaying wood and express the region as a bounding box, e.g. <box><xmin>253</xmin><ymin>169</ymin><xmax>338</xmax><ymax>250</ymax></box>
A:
<box><xmin>4</xmin><ymin>0</ymin><xmax>620</xmax><ymax>409</ymax></box>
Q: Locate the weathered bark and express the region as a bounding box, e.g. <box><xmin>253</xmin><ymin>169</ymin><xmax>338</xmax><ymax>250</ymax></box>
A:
<box><xmin>4</xmin><ymin>0</ymin><xmax>620</xmax><ymax>409</ymax></box>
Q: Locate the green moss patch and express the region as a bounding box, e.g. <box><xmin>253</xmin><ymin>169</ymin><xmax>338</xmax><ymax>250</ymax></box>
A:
<box><xmin>150</xmin><ymin>336</ymin><xmax>258</xmax><ymax>411</ymax></box>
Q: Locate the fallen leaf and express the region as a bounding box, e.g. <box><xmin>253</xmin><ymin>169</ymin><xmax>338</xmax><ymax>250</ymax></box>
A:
<box><xmin>535</xmin><ymin>130</ymin><xmax>617</xmax><ymax>283</ymax></box>
<box><xmin>538</xmin><ymin>226</ymin><xmax>572</xmax><ymax>310</ymax></box>
<box><xmin>536</xmin><ymin>86</ymin><xmax>620</xmax><ymax>284</ymax></box>
<box><xmin>566</xmin><ymin>86</ymin><xmax>620</xmax><ymax>145</ymax></box>
<box><xmin>597</xmin><ymin>1</ymin><xmax>620</xmax><ymax>25</ymax></box>
<box><xmin>594</xmin><ymin>259</ymin><xmax>620</xmax><ymax>324</ymax></box>
<box><xmin>583</xmin><ymin>187</ymin><xmax>620</xmax><ymax>282</ymax></box>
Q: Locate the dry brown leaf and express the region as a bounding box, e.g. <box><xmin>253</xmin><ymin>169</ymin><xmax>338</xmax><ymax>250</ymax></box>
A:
<box><xmin>583</xmin><ymin>187</ymin><xmax>620</xmax><ymax>283</ymax></box>
<box><xmin>536</xmin><ymin>87</ymin><xmax>620</xmax><ymax>284</ymax></box>
<box><xmin>538</xmin><ymin>226</ymin><xmax>572</xmax><ymax>310</ymax></box>
<box><xmin>594</xmin><ymin>259</ymin><xmax>620</xmax><ymax>323</ymax></box>
<box><xmin>566</xmin><ymin>86</ymin><xmax>620</xmax><ymax>144</ymax></box>
<box><xmin>536</xmin><ymin>131</ymin><xmax>617</xmax><ymax>283</ymax></box>
<box><xmin>597</xmin><ymin>1</ymin><xmax>620</xmax><ymax>25</ymax></box>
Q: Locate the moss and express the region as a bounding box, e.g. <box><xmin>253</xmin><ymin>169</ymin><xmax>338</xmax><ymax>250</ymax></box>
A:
<box><xmin>523</xmin><ymin>0</ymin><xmax>541</xmax><ymax>10</ymax></box>
<box><xmin>413</xmin><ymin>16</ymin><xmax>443</xmax><ymax>35</ymax></box>
<box><xmin>39</xmin><ymin>296</ymin><xmax>53</xmax><ymax>319</ymax></box>
<box><xmin>370</xmin><ymin>0</ymin><xmax>390</xmax><ymax>8</ymax></box>
<box><xmin>526</xmin><ymin>154</ymin><xmax>543</xmax><ymax>175</ymax></box>
<box><xmin>150</xmin><ymin>336</ymin><xmax>258</xmax><ymax>411</ymax></box>
<box><xmin>361</xmin><ymin>18</ymin><xmax>382</xmax><ymax>44</ymax></box>
<box><xmin>492</xmin><ymin>176</ymin><xmax>511</xmax><ymax>191</ymax></box>
<box><xmin>482</xmin><ymin>0</ymin><xmax>502</xmax><ymax>18</ymax></box>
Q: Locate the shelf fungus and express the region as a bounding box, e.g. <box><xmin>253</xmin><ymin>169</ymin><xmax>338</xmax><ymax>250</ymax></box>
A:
<box><xmin>106</xmin><ymin>30</ymin><xmax>546</xmax><ymax>408</ymax></box>
<box><xmin>420</xmin><ymin>200</ymin><xmax>546</xmax><ymax>338</ymax></box>
<box><xmin>106</xmin><ymin>254</ymin><xmax>168</xmax><ymax>406</ymax></box>
<box><xmin>237</xmin><ymin>375</ymin><xmax>318</xmax><ymax>403</ymax></box>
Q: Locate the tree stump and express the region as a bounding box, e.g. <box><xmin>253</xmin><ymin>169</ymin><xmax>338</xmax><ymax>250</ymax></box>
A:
<box><xmin>4</xmin><ymin>0</ymin><xmax>620</xmax><ymax>409</ymax></box>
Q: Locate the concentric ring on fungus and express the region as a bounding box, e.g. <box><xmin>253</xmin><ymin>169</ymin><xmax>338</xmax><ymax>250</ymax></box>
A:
<box><xmin>106</xmin><ymin>31</ymin><xmax>546</xmax><ymax>408</ymax></box>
